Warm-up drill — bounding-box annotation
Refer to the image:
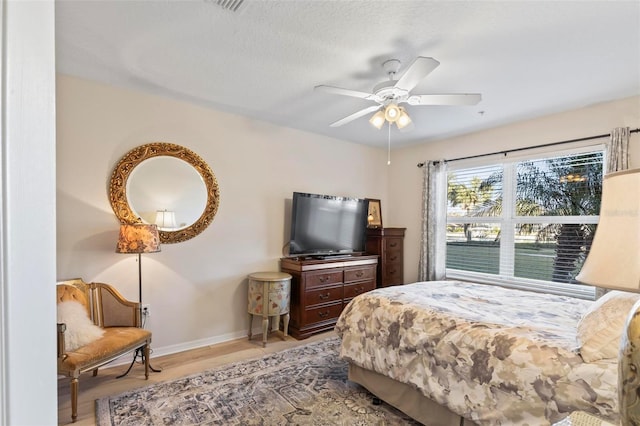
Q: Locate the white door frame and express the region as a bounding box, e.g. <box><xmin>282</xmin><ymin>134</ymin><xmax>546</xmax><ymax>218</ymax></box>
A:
<box><xmin>0</xmin><ymin>0</ymin><xmax>57</xmax><ymax>423</ymax></box>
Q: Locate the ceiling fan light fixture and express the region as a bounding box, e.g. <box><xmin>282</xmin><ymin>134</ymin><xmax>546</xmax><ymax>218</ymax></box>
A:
<box><xmin>317</xmin><ymin>57</ymin><xmax>481</xmax><ymax>131</ymax></box>
<box><xmin>369</xmin><ymin>110</ymin><xmax>386</xmax><ymax>129</ymax></box>
<box><xmin>396</xmin><ymin>107</ymin><xmax>412</xmax><ymax>129</ymax></box>
<box><xmin>384</xmin><ymin>103</ymin><xmax>400</xmax><ymax>122</ymax></box>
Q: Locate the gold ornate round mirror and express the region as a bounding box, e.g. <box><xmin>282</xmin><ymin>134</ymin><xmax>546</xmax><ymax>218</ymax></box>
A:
<box><xmin>109</xmin><ymin>142</ymin><xmax>220</xmax><ymax>244</ymax></box>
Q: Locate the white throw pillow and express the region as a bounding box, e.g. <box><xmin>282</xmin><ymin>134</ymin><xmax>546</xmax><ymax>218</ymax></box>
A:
<box><xmin>57</xmin><ymin>300</ymin><xmax>105</xmax><ymax>351</ymax></box>
<box><xmin>577</xmin><ymin>290</ymin><xmax>640</xmax><ymax>362</ymax></box>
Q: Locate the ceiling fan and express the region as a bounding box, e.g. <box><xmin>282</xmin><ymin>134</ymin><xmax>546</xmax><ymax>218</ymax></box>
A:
<box><xmin>315</xmin><ymin>56</ymin><xmax>482</xmax><ymax>130</ymax></box>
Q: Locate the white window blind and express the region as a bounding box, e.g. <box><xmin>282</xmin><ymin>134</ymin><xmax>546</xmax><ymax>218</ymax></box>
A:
<box><xmin>445</xmin><ymin>147</ymin><xmax>604</xmax><ymax>299</ymax></box>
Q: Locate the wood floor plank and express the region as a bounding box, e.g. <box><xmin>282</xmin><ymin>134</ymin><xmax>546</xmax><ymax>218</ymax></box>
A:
<box><xmin>57</xmin><ymin>331</ymin><xmax>334</xmax><ymax>425</ymax></box>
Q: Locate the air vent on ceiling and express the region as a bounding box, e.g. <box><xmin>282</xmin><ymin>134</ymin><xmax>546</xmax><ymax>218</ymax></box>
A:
<box><xmin>209</xmin><ymin>0</ymin><xmax>245</xmax><ymax>12</ymax></box>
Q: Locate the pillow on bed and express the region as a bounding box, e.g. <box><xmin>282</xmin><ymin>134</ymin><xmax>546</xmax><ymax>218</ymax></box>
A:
<box><xmin>57</xmin><ymin>300</ymin><xmax>105</xmax><ymax>351</ymax></box>
<box><xmin>577</xmin><ymin>290</ymin><xmax>640</xmax><ymax>362</ymax></box>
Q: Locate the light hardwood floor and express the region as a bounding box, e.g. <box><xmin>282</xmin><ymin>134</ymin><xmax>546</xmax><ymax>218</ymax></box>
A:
<box><xmin>57</xmin><ymin>331</ymin><xmax>334</xmax><ymax>425</ymax></box>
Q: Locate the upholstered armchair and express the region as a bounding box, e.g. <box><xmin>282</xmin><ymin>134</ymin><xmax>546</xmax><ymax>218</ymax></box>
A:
<box><xmin>57</xmin><ymin>278</ymin><xmax>152</xmax><ymax>422</ymax></box>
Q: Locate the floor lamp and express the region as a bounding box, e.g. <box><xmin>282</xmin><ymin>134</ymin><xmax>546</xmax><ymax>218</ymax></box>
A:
<box><xmin>115</xmin><ymin>223</ymin><xmax>162</xmax><ymax>377</ymax></box>
<box><xmin>575</xmin><ymin>168</ymin><xmax>640</xmax><ymax>425</ymax></box>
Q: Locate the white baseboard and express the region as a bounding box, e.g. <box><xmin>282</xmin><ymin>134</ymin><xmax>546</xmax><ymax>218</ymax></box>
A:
<box><xmin>150</xmin><ymin>328</ymin><xmax>257</xmax><ymax>358</ymax></box>
<box><xmin>106</xmin><ymin>326</ymin><xmax>272</xmax><ymax>368</ymax></box>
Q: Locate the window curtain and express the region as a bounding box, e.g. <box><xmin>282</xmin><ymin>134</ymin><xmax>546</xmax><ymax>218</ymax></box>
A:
<box><xmin>418</xmin><ymin>161</ymin><xmax>447</xmax><ymax>281</ymax></box>
<box><xmin>606</xmin><ymin>127</ymin><xmax>630</xmax><ymax>173</ymax></box>
<box><xmin>595</xmin><ymin>127</ymin><xmax>631</xmax><ymax>299</ymax></box>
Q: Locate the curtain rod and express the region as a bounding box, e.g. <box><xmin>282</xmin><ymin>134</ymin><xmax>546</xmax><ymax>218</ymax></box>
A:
<box><xmin>416</xmin><ymin>128</ymin><xmax>640</xmax><ymax>168</ymax></box>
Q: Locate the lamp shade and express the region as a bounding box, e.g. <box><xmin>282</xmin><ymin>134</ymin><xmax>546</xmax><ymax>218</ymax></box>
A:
<box><xmin>384</xmin><ymin>103</ymin><xmax>400</xmax><ymax>122</ymax></box>
<box><xmin>396</xmin><ymin>107</ymin><xmax>412</xmax><ymax>129</ymax></box>
<box><xmin>369</xmin><ymin>110</ymin><xmax>385</xmax><ymax>129</ymax></box>
<box><xmin>576</xmin><ymin>168</ymin><xmax>640</xmax><ymax>291</ymax></box>
<box><xmin>116</xmin><ymin>224</ymin><xmax>161</xmax><ymax>254</ymax></box>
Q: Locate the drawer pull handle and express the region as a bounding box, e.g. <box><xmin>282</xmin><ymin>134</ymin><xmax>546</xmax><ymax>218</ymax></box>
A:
<box><xmin>319</xmin><ymin>276</ymin><xmax>329</xmax><ymax>283</ymax></box>
<box><xmin>355</xmin><ymin>271</ymin><xmax>364</xmax><ymax>277</ymax></box>
<box><xmin>319</xmin><ymin>293</ymin><xmax>330</xmax><ymax>300</ymax></box>
<box><xmin>390</xmin><ymin>256</ymin><xmax>398</xmax><ymax>261</ymax></box>
<box><xmin>318</xmin><ymin>311</ymin><xmax>329</xmax><ymax>318</ymax></box>
<box><xmin>354</xmin><ymin>287</ymin><xmax>363</xmax><ymax>294</ymax></box>
<box><xmin>389</xmin><ymin>270</ymin><xmax>396</xmax><ymax>274</ymax></box>
<box><xmin>389</xmin><ymin>242</ymin><xmax>398</xmax><ymax>247</ymax></box>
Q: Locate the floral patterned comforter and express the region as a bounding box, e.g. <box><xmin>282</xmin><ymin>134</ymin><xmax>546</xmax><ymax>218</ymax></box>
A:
<box><xmin>335</xmin><ymin>281</ymin><xmax>618</xmax><ymax>425</ymax></box>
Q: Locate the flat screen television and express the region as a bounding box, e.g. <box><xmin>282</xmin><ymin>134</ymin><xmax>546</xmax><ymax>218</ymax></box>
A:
<box><xmin>289</xmin><ymin>192</ymin><xmax>369</xmax><ymax>257</ymax></box>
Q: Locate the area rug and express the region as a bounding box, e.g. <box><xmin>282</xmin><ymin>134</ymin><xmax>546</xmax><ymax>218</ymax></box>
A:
<box><xmin>96</xmin><ymin>336</ymin><xmax>420</xmax><ymax>425</ymax></box>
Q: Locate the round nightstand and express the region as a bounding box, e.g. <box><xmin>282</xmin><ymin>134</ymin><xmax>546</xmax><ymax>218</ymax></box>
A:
<box><xmin>247</xmin><ymin>272</ymin><xmax>292</xmax><ymax>347</ymax></box>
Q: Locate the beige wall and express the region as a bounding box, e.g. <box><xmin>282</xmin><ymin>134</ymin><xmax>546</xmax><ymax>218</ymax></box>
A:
<box><xmin>57</xmin><ymin>75</ymin><xmax>638</xmax><ymax>355</ymax></box>
<box><xmin>387</xmin><ymin>96</ymin><xmax>640</xmax><ymax>284</ymax></box>
<box><xmin>56</xmin><ymin>74</ymin><xmax>388</xmax><ymax>354</ymax></box>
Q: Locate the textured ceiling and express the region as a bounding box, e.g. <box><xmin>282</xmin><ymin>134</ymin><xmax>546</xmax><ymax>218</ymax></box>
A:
<box><xmin>55</xmin><ymin>1</ymin><xmax>640</xmax><ymax>148</ymax></box>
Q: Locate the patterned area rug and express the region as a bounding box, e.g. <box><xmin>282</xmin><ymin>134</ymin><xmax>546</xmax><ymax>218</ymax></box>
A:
<box><xmin>96</xmin><ymin>337</ymin><xmax>420</xmax><ymax>425</ymax></box>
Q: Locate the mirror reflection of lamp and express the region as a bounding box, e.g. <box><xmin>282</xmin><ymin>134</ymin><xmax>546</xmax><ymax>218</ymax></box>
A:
<box><xmin>155</xmin><ymin>210</ymin><xmax>177</xmax><ymax>230</ymax></box>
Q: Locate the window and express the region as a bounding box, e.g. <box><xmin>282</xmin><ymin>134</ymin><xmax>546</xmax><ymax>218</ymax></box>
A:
<box><xmin>445</xmin><ymin>147</ymin><xmax>604</xmax><ymax>298</ymax></box>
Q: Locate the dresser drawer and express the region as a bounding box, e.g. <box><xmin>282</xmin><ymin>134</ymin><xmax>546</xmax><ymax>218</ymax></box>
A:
<box><xmin>344</xmin><ymin>266</ymin><xmax>375</xmax><ymax>283</ymax></box>
<box><xmin>305</xmin><ymin>270</ymin><xmax>343</xmax><ymax>289</ymax></box>
<box><xmin>384</xmin><ymin>237</ymin><xmax>403</xmax><ymax>251</ymax></box>
<box><xmin>344</xmin><ymin>280</ymin><xmax>375</xmax><ymax>300</ymax></box>
<box><xmin>305</xmin><ymin>285</ymin><xmax>343</xmax><ymax>306</ymax></box>
<box><xmin>384</xmin><ymin>249</ymin><xmax>402</xmax><ymax>264</ymax></box>
<box><xmin>303</xmin><ymin>302</ymin><xmax>343</xmax><ymax>325</ymax></box>
<box><xmin>383</xmin><ymin>265</ymin><xmax>403</xmax><ymax>285</ymax></box>
<box><xmin>282</xmin><ymin>255</ymin><xmax>380</xmax><ymax>339</ymax></box>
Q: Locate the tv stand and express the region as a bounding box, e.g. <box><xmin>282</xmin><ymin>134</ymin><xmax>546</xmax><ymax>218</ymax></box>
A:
<box><xmin>281</xmin><ymin>255</ymin><xmax>378</xmax><ymax>339</ymax></box>
<box><xmin>315</xmin><ymin>254</ymin><xmax>353</xmax><ymax>260</ymax></box>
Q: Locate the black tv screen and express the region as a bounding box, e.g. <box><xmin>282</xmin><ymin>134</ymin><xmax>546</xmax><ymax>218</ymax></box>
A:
<box><xmin>289</xmin><ymin>192</ymin><xmax>368</xmax><ymax>256</ymax></box>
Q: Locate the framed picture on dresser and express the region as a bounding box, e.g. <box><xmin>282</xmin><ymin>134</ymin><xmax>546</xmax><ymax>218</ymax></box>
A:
<box><xmin>366</xmin><ymin>199</ymin><xmax>382</xmax><ymax>228</ymax></box>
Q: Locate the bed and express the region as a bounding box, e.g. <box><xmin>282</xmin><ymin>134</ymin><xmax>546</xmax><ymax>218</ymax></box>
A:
<box><xmin>334</xmin><ymin>280</ymin><xmax>637</xmax><ymax>425</ymax></box>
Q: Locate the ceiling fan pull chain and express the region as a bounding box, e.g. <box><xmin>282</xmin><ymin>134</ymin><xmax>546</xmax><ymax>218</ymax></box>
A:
<box><xmin>387</xmin><ymin>121</ymin><xmax>391</xmax><ymax>165</ymax></box>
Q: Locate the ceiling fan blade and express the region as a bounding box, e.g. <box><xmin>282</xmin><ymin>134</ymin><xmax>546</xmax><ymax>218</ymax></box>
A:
<box><xmin>407</xmin><ymin>93</ymin><xmax>482</xmax><ymax>106</ymax></box>
<box><xmin>394</xmin><ymin>57</ymin><xmax>440</xmax><ymax>92</ymax></box>
<box><xmin>329</xmin><ymin>105</ymin><xmax>381</xmax><ymax>127</ymax></box>
<box><xmin>314</xmin><ymin>85</ymin><xmax>375</xmax><ymax>100</ymax></box>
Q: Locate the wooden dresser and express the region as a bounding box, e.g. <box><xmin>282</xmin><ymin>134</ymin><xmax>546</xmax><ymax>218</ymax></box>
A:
<box><xmin>366</xmin><ymin>227</ymin><xmax>406</xmax><ymax>287</ymax></box>
<box><xmin>281</xmin><ymin>255</ymin><xmax>378</xmax><ymax>339</ymax></box>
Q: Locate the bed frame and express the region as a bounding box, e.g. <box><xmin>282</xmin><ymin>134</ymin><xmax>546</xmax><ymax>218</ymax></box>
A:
<box><xmin>349</xmin><ymin>363</ymin><xmax>477</xmax><ymax>426</ymax></box>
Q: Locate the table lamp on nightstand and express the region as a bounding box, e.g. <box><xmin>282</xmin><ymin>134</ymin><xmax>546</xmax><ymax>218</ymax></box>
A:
<box><xmin>575</xmin><ymin>168</ymin><xmax>640</xmax><ymax>426</ymax></box>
